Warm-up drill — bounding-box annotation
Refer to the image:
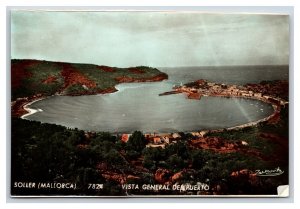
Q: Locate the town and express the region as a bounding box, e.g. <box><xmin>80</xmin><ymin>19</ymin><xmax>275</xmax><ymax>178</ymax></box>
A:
<box><xmin>160</xmin><ymin>79</ymin><xmax>288</xmax><ymax>106</ymax></box>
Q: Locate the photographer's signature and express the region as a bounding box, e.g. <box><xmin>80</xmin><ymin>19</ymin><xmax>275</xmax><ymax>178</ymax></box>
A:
<box><xmin>255</xmin><ymin>167</ymin><xmax>284</xmax><ymax>177</ymax></box>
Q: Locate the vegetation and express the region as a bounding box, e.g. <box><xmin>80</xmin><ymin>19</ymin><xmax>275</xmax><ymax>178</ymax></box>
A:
<box><xmin>207</xmin><ymin>105</ymin><xmax>289</xmax><ymax>157</ymax></box>
<box><xmin>11</xmin><ymin>118</ymin><xmax>125</xmax><ymax>195</ymax></box>
<box><xmin>11</xmin><ymin>107</ymin><xmax>289</xmax><ymax>196</ymax></box>
<box><xmin>12</xmin><ymin>61</ymin><xmax>64</xmax><ymax>99</ymax></box>
<box><xmin>11</xmin><ymin>59</ymin><xmax>167</xmax><ymax>100</ymax></box>
<box><xmin>10</xmin><ymin>60</ymin><xmax>288</xmax><ymax>196</ymax></box>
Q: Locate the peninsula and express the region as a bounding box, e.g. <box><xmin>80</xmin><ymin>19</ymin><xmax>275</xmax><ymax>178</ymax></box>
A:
<box><xmin>11</xmin><ymin>59</ymin><xmax>168</xmax><ymax>117</ymax></box>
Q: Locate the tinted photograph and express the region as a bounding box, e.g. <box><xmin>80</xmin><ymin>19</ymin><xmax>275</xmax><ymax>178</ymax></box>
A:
<box><xmin>10</xmin><ymin>10</ymin><xmax>289</xmax><ymax>197</ymax></box>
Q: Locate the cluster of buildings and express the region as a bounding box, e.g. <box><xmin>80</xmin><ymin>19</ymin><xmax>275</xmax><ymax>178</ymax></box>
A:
<box><xmin>121</xmin><ymin>133</ymin><xmax>183</xmax><ymax>148</ymax></box>
<box><xmin>175</xmin><ymin>80</ymin><xmax>287</xmax><ymax>106</ymax></box>
<box><xmin>120</xmin><ymin>131</ymin><xmax>209</xmax><ymax>148</ymax></box>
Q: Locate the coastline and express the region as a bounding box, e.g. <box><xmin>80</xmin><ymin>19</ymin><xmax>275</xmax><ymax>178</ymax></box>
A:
<box><xmin>156</xmin><ymin>79</ymin><xmax>288</xmax><ymax>137</ymax></box>
<box><xmin>12</xmin><ymin>73</ymin><xmax>168</xmax><ymax>118</ymax></box>
<box><xmin>13</xmin><ymin>77</ymin><xmax>287</xmax><ymax>138</ymax></box>
<box><xmin>11</xmin><ymin>59</ymin><xmax>168</xmax><ymax>118</ymax></box>
<box><xmin>20</xmin><ymin>97</ymin><xmax>46</xmax><ymax>119</ymax></box>
<box><xmin>199</xmin><ymin>102</ymin><xmax>280</xmax><ymax>137</ymax></box>
<box><xmin>143</xmin><ymin>98</ymin><xmax>281</xmax><ymax>140</ymax></box>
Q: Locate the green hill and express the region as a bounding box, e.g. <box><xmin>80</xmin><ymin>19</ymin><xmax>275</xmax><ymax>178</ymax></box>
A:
<box><xmin>11</xmin><ymin>59</ymin><xmax>168</xmax><ymax>100</ymax></box>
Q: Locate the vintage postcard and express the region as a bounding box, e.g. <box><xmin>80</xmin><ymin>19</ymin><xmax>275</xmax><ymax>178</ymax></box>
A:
<box><xmin>10</xmin><ymin>10</ymin><xmax>289</xmax><ymax>197</ymax></box>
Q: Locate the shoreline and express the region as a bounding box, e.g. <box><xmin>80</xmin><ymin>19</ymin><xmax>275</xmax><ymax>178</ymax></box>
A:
<box><xmin>155</xmin><ymin>79</ymin><xmax>288</xmax><ymax>137</ymax></box>
<box><xmin>198</xmin><ymin>102</ymin><xmax>280</xmax><ymax>137</ymax></box>
<box><xmin>12</xmin><ymin>73</ymin><xmax>168</xmax><ymax>118</ymax></box>
<box><xmin>18</xmin><ymin>91</ymin><xmax>283</xmax><ymax>136</ymax></box>
<box><xmin>13</xmin><ymin>78</ymin><xmax>287</xmax><ymax>137</ymax></box>
<box><xmin>20</xmin><ymin>97</ymin><xmax>46</xmax><ymax>119</ymax></box>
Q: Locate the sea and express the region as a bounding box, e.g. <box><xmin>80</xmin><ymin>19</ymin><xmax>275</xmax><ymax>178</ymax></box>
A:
<box><xmin>25</xmin><ymin>65</ymin><xmax>288</xmax><ymax>133</ymax></box>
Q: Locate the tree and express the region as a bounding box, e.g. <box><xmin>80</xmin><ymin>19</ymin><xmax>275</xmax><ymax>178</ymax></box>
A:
<box><xmin>90</xmin><ymin>132</ymin><xmax>116</xmax><ymax>146</ymax></box>
<box><xmin>104</xmin><ymin>149</ymin><xmax>127</xmax><ymax>169</ymax></box>
<box><xmin>166</xmin><ymin>154</ymin><xmax>185</xmax><ymax>172</ymax></box>
<box><xmin>165</xmin><ymin>141</ymin><xmax>189</xmax><ymax>159</ymax></box>
<box><xmin>126</xmin><ymin>131</ymin><xmax>147</xmax><ymax>152</ymax></box>
<box><xmin>125</xmin><ymin>150</ymin><xmax>140</xmax><ymax>160</ymax></box>
<box><xmin>142</xmin><ymin>147</ymin><xmax>165</xmax><ymax>170</ymax></box>
<box><xmin>191</xmin><ymin>150</ymin><xmax>207</xmax><ymax>169</ymax></box>
<box><xmin>30</xmin><ymin>132</ymin><xmax>73</xmax><ymax>181</ymax></box>
<box><xmin>143</xmin><ymin>155</ymin><xmax>156</xmax><ymax>171</ymax></box>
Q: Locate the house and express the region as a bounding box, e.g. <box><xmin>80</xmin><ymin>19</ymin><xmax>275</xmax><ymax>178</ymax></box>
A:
<box><xmin>172</xmin><ymin>133</ymin><xmax>181</xmax><ymax>139</ymax></box>
<box><xmin>121</xmin><ymin>134</ymin><xmax>129</xmax><ymax>143</ymax></box>
<box><xmin>190</xmin><ymin>88</ymin><xmax>198</xmax><ymax>93</ymax></box>
<box><xmin>241</xmin><ymin>141</ymin><xmax>248</xmax><ymax>146</ymax></box>
<box><xmin>153</xmin><ymin>137</ymin><xmax>162</xmax><ymax>144</ymax></box>
<box><xmin>199</xmin><ymin>131</ymin><xmax>207</xmax><ymax>137</ymax></box>
<box><xmin>146</xmin><ymin>144</ymin><xmax>165</xmax><ymax>148</ymax></box>
<box><xmin>268</xmin><ymin>97</ymin><xmax>281</xmax><ymax>105</ymax></box>
<box><xmin>161</xmin><ymin>136</ymin><xmax>170</xmax><ymax>143</ymax></box>
<box><xmin>254</xmin><ymin>93</ymin><xmax>262</xmax><ymax>98</ymax></box>
<box><xmin>191</xmin><ymin>132</ymin><xmax>201</xmax><ymax>137</ymax></box>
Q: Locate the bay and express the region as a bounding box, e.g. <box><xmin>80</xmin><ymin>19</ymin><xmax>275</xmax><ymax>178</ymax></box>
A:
<box><xmin>25</xmin><ymin>66</ymin><xmax>287</xmax><ymax>133</ymax></box>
